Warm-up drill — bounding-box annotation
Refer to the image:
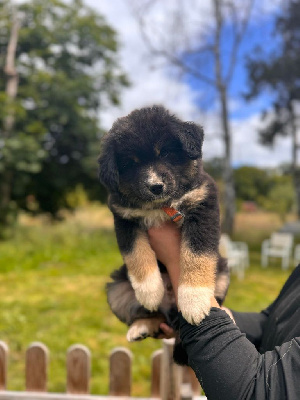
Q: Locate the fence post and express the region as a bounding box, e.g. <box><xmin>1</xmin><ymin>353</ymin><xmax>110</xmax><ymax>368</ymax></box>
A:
<box><xmin>180</xmin><ymin>383</ymin><xmax>193</xmax><ymax>400</ymax></box>
<box><xmin>182</xmin><ymin>366</ymin><xmax>201</xmax><ymax>396</ymax></box>
<box><xmin>160</xmin><ymin>338</ymin><xmax>182</xmax><ymax>400</ymax></box>
<box><xmin>26</xmin><ymin>342</ymin><xmax>49</xmax><ymax>392</ymax></box>
<box><xmin>151</xmin><ymin>349</ymin><xmax>162</xmax><ymax>398</ymax></box>
<box><xmin>109</xmin><ymin>347</ymin><xmax>132</xmax><ymax>396</ymax></box>
<box><xmin>66</xmin><ymin>344</ymin><xmax>91</xmax><ymax>394</ymax></box>
<box><xmin>0</xmin><ymin>342</ymin><xmax>9</xmax><ymax>390</ymax></box>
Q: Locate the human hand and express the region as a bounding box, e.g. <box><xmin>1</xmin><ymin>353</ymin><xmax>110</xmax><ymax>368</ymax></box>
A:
<box><xmin>148</xmin><ymin>222</ymin><xmax>181</xmax><ymax>267</ymax></box>
<box><xmin>157</xmin><ymin>322</ymin><xmax>176</xmax><ymax>339</ymax></box>
<box><xmin>221</xmin><ymin>306</ymin><xmax>236</xmax><ymax>323</ymax></box>
<box><xmin>148</xmin><ymin>222</ymin><xmax>181</xmax><ymax>303</ymax></box>
<box><xmin>148</xmin><ymin>222</ymin><xmax>220</xmax><ymax>313</ymax></box>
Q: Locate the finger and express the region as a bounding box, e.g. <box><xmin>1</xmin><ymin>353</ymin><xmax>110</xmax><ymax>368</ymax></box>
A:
<box><xmin>221</xmin><ymin>306</ymin><xmax>236</xmax><ymax>323</ymax></box>
<box><xmin>159</xmin><ymin>323</ymin><xmax>175</xmax><ymax>338</ymax></box>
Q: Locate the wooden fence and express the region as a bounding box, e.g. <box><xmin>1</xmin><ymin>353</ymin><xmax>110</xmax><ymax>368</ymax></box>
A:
<box><xmin>0</xmin><ymin>339</ymin><xmax>205</xmax><ymax>400</ymax></box>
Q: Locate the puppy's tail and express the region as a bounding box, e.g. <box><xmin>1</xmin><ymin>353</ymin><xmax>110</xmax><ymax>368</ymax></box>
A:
<box><xmin>215</xmin><ymin>256</ymin><xmax>230</xmax><ymax>306</ymax></box>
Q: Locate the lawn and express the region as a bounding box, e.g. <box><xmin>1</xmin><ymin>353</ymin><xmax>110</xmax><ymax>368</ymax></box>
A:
<box><xmin>0</xmin><ymin>205</ymin><xmax>296</xmax><ymax>397</ymax></box>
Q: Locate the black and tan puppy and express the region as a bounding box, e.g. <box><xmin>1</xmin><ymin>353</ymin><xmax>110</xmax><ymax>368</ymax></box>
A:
<box><xmin>99</xmin><ymin>105</ymin><xmax>229</xmax><ymax>328</ymax></box>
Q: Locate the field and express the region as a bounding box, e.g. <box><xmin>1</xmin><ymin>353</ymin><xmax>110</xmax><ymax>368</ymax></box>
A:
<box><xmin>0</xmin><ymin>205</ymin><xmax>296</xmax><ymax>396</ymax></box>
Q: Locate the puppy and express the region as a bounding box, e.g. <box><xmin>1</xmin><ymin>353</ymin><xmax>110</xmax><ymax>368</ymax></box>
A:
<box><xmin>98</xmin><ymin>105</ymin><xmax>229</xmax><ymax>326</ymax></box>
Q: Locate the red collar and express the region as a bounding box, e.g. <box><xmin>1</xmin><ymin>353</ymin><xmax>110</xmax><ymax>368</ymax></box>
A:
<box><xmin>162</xmin><ymin>206</ymin><xmax>184</xmax><ymax>222</ymax></box>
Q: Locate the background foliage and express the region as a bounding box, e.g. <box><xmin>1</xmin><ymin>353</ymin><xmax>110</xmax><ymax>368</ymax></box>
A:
<box><xmin>0</xmin><ymin>0</ymin><xmax>128</xmax><ymax>237</ymax></box>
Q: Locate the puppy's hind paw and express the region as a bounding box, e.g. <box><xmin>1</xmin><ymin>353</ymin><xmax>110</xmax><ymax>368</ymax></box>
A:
<box><xmin>178</xmin><ymin>286</ymin><xmax>214</xmax><ymax>325</ymax></box>
<box><xmin>127</xmin><ymin>323</ymin><xmax>150</xmax><ymax>342</ymax></box>
<box><xmin>126</xmin><ymin>317</ymin><xmax>164</xmax><ymax>342</ymax></box>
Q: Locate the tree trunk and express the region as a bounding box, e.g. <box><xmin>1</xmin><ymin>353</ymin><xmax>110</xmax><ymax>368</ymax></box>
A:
<box><xmin>4</xmin><ymin>13</ymin><xmax>19</xmax><ymax>134</ymax></box>
<box><xmin>213</xmin><ymin>0</ymin><xmax>236</xmax><ymax>234</ymax></box>
<box><xmin>290</xmin><ymin>101</ymin><xmax>300</xmax><ymax>219</ymax></box>
<box><xmin>293</xmin><ymin>171</ymin><xmax>300</xmax><ymax>219</ymax></box>
<box><xmin>0</xmin><ymin>13</ymin><xmax>20</xmax><ymax>228</ymax></box>
<box><xmin>220</xmin><ymin>86</ymin><xmax>236</xmax><ymax>234</ymax></box>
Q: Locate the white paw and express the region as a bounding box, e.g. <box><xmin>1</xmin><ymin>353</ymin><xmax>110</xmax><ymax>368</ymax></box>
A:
<box><xmin>129</xmin><ymin>269</ymin><xmax>164</xmax><ymax>311</ymax></box>
<box><xmin>127</xmin><ymin>318</ymin><xmax>164</xmax><ymax>342</ymax></box>
<box><xmin>178</xmin><ymin>286</ymin><xmax>214</xmax><ymax>325</ymax></box>
<box><xmin>127</xmin><ymin>323</ymin><xmax>150</xmax><ymax>342</ymax></box>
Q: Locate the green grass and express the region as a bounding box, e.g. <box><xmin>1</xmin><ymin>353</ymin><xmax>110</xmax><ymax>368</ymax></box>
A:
<box><xmin>0</xmin><ymin>206</ymin><xmax>161</xmax><ymax>396</ymax></box>
<box><xmin>0</xmin><ymin>205</ymin><xmax>296</xmax><ymax>396</ymax></box>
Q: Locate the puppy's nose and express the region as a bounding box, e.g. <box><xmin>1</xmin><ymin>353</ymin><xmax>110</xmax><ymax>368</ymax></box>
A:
<box><xmin>149</xmin><ymin>183</ymin><xmax>164</xmax><ymax>195</ymax></box>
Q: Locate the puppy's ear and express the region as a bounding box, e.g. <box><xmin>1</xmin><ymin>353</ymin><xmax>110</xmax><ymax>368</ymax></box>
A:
<box><xmin>98</xmin><ymin>138</ymin><xmax>119</xmax><ymax>191</ymax></box>
<box><xmin>175</xmin><ymin>122</ymin><xmax>204</xmax><ymax>159</ymax></box>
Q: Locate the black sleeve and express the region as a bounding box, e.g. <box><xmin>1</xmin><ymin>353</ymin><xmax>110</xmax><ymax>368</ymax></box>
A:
<box><xmin>231</xmin><ymin>309</ymin><xmax>269</xmax><ymax>349</ymax></box>
<box><xmin>230</xmin><ymin>266</ymin><xmax>300</xmax><ymax>350</ymax></box>
<box><xmin>179</xmin><ymin>308</ymin><xmax>300</xmax><ymax>400</ymax></box>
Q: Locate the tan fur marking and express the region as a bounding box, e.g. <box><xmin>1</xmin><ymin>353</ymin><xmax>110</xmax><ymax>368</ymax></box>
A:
<box><xmin>124</xmin><ymin>232</ymin><xmax>164</xmax><ymax>311</ymax></box>
<box><xmin>179</xmin><ymin>245</ymin><xmax>216</xmax><ymax>288</ymax></box>
<box><xmin>154</xmin><ymin>145</ymin><xmax>160</xmax><ymax>156</ymax></box>
<box><xmin>172</xmin><ymin>182</ymin><xmax>208</xmax><ymax>210</ymax></box>
<box><xmin>181</xmin><ymin>183</ymin><xmax>208</xmax><ymax>203</ymax></box>
<box><xmin>123</xmin><ymin>232</ymin><xmax>157</xmax><ymax>282</ymax></box>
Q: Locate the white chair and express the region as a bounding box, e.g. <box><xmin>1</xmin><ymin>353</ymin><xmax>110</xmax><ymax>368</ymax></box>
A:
<box><xmin>294</xmin><ymin>244</ymin><xmax>300</xmax><ymax>267</ymax></box>
<box><xmin>219</xmin><ymin>234</ymin><xmax>249</xmax><ymax>279</ymax></box>
<box><xmin>261</xmin><ymin>233</ymin><xmax>293</xmax><ymax>270</ymax></box>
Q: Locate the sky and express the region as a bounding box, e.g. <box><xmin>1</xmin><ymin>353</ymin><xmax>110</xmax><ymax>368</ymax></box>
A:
<box><xmin>87</xmin><ymin>0</ymin><xmax>292</xmax><ymax>168</ymax></box>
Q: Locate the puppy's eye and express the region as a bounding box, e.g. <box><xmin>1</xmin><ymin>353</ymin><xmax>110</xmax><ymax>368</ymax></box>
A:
<box><xmin>121</xmin><ymin>160</ymin><xmax>133</xmax><ymax>169</ymax></box>
<box><xmin>159</xmin><ymin>148</ymin><xmax>169</xmax><ymax>158</ymax></box>
<box><xmin>120</xmin><ymin>158</ymin><xmax>138</xmax><ymax>169</ymax></box>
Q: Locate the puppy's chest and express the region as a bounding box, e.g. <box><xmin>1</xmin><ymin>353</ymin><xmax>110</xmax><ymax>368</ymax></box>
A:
<box><xmin>113</xmin><ymin>205</ymin><xmax>172</xmax><ymax>228</ymax></box>
<box><xmin>111</xmin><ymin>184</ymin><xmax>209</xmax><ymax>228</ymax></box>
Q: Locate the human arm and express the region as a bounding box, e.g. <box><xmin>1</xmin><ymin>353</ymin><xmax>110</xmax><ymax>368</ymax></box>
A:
<box><xmin>231</xmin><ymin>265</ymin><xmax>300</xmax><ymax>349</ymax></box>
<box><xmin>179</xmin><ymin>309</ymin><xmax>300</xmax><ymax>400</ymax></box>
<box><xmin>231</xmin><ymin>309</ymin><xmax>269</xmax><ymax>348</ymax></box>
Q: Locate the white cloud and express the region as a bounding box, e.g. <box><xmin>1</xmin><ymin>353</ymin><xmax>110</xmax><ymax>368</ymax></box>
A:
<box><xmin>231</xmin><ymin>115</ymin><xmax>292</xmax><ymax>168</ymax></box>
<box><xmin>88</xmin><ymin>0</ymin><xmax>202</xmax><ymax>125</ymax></box>
<box><xmin>87</xmin><ymin>0</ymin><xmax>292</xmax><ymax>168</ymax></box>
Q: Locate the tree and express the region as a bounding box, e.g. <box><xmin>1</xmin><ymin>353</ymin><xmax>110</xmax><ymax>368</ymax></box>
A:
<box><xmin>246</xmin><ymin>0</ymin><xmax>300</xmax><ymax>217</ymax></box>
<box><xmin>204</xmin><ymin>157</ymin><xmax>224</xmax><ymax>181</ymax></box>
<box><xmin>234</xmin><ymin>166</ymin><xmax>295</xmax><ymax>220</ymax></box>
<box><xmin>234</xmin><ymin>166</ymin><xmax>273</xmax><ymax>202</ymax></box>
<box><xmin>0</xmin><ymin>2</ymin><xmax>20</xmax><ymax>233</ymax></box>
<box><xmin>130</xmin><ymin>0</ymin><xmax>254</xmax><ymax>234</ymax></box>
<box><xmin>263</xmin><ymin>179</ymin><xmax>295</xmax><ymax>221</ymax></box>
<box><xmin>0</xmin><ymin>0</ymin><xmax>128</xmax><ymax>232</ymax></box>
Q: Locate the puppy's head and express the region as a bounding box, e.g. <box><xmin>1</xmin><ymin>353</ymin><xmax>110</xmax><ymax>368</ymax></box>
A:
<box><xmin>98</xmin><ymin>106</ymin><xmax>204</xmax><ymax>204</ymax></box>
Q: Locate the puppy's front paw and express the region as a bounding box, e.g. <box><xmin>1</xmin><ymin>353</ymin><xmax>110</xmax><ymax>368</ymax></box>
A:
<box><xmin>178</xmin><ymin>286</ymin><xmax>214</xmax><ymax>325</ymax></box>
<box><xmin>130</xmin><ymin>269</ymin><xmax>164</xmax><ymax>311</ymax></box>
